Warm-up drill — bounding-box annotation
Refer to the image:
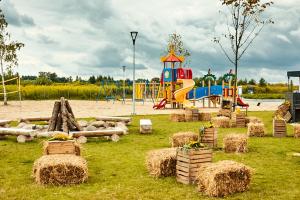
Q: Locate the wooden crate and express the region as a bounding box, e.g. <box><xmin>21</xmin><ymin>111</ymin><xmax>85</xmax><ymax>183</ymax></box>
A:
<box><xmin>140</xmin><ymin>119</ymin><xmax>152</xmax><ymax>134</ymax></box>
<box><xmin>201</xmin><ymin>128</ymin><xmax>217</xmax><ymax>148</ymax></box>
<box><xmin>45</xmin><ymin>140</ymin><xmax>76</xmax><ymax>155</ymax></box>
<box><xmin>185</xmin><ymin>109</ymin><xmax>199</xmax><ymax>122</ymax></box>
<box><xmin>232</xmin><ymin>113</ymin><xmax>246</xmax><ymax>128</ymax></box>
<box><xmin>176</xmin><ymin>148</ymin><xmax>212</xmax><ymax>184</ymax></box>
<box><xmin>273</xmin><ymin>119</ymin><xmax>286</xmax><ymax>137</ymax></box>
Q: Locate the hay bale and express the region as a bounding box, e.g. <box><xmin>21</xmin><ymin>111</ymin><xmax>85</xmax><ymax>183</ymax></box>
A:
<box><xmin>197</xmin><ymin>160</ymin><xmax>252</xmax><ymax>197</ymax></box>
<box><xmin>171</xmin><ymin>132</ymin><xmax>198</xmax><ymax>147</ymax></box>
<box><xmin>211</xmin><ymin>117</ymin><xmax>230</xmax><ymax>128</ymax></box>
<box><xmin>170</xmin><ymin>113</ymin><xmax>185</xmax><ymax>122</ymax></box>
<box><xmin>223</xmin><ymin>134</ymin><xmax>248</xmax><ymax>153</ymax></box>
<box><xmin>146</xmin><ymin>148</ymin><xmax>177</xmax><ymax>178</ymax></box>
<box><xmin>247</xmin><ymin>122</ymin><xmax>265</xmax><ymax>137</ymax></box>
<box><xmin>245</xmin><ymin>117</ymin><xmax>262</xmax><ymax>125</ymax></box>
<box><xmin>294</xmin><ymin>124</ymin><xmax>300</xmax><ymax>138</ymax></box>
<box><xmin>33</xmin><ymin>155</ymin><xmax>88</xmax><ymax>185</ymax></box>
<box><xmin>199</xmin><ymin>112</ymin><xmax>211</xmax><ymax>121</ymax></box>
<box><xmin>218</xmin><ymin>109</ymin><xmax>231</xmax><ymax>118</ymax></box>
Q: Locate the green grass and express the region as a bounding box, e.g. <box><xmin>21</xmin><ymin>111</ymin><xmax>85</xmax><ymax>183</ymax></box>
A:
<box><xmin>242</xmin><ymin>93</ymin><xmax>285</xmax><ymax>99</ymax></box>
<box><xmin>1</xmin><ymin>112</ymin><xmax>300</xmax><ymax>200</ymax></box>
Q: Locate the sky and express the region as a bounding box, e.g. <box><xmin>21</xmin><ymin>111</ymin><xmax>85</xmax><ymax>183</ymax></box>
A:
<box><xmin>1</xmin><ymin>0</ymin><xmax>300</xmax><ymax>83</ymax></box>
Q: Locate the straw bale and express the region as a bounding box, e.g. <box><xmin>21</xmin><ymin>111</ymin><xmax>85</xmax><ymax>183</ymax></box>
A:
<box><xmin>146</xmin><ymin>148</ymin><xmax>177</xmax><ymax>178</ymax></box>
<box><xmin>247</xmin><ymin>122</ymin><xmax>265</xmax><ymax>137</ymax></box>
<box><xmin>33</xmin><ymin>154</ymin><xmax>88</xmax><ymax>185</ymax></box>
<box><xmin>223</xmin><ymin>134</ymin><xmax>248</xmax><ymax>153</ymax></box>
<box><xmin>197</xmin><ymin>160</ymin><xmax>252</xmax><ymax>197</ymax></box>
<box><xmin>245</xmin><ymin>117</ymin><xmax>262</xmax><ymax>125</ymax></box>
<box><xmin>199</xmin><ymin>113</ymin><xmax>211</xmax><ymax>121</ymax></box>
<box><xmin>294</xmin><ymin>124</ymin><xmax>300</xmax><ymax>138</ymax></box>
<box><xmin>170</xmin><ymin>113</ymin><xmax>186</xmax><ymax>122</ymax></box>
<box><xmin>171</xmin><ymin>132</ymin><xmax>198</xmax><ymax>147</ymax></box>
<box><xmin>211</xmin><ymin>117</ymin><xmax>230</xmax><ymax>128</ymax></box>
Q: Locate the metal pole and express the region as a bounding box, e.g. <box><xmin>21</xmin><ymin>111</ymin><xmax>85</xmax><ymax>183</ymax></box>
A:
<box><xmin>122</xmin><ymin>66</ymin><xmax>126</xmax><ymax>104</ymax></box>
<box><xmin>299</xmin><ymin>77</ymin><xmax>300</xmax><ymax>92</ymax></box>
<box><xmin>132</xmin><ymin>43</ymin><xmax>136</xmax><ymax>115</ymax></box>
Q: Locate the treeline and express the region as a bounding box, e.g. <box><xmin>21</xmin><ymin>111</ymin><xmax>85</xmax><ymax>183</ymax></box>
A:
<box><xmin>19</xmin><ymin>72</ymin><xmax>158</xmax><ymax>85</ymax></box>
<box><xmin>193</xmin><ymin>77</ymin><xmax>277</xmax><ymax>87</ymax></box>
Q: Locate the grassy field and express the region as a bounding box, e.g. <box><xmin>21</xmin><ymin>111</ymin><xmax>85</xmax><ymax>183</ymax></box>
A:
<box><xmin>1</xmin><ymin>112</ymin><xmax>300</xmax><ymax>200</ymax></box>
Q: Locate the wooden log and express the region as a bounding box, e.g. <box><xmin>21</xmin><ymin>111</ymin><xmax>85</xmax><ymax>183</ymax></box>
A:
<box><xmin>71</xmin><ymin>128</ymin><xmax>125</xmax><ymax>138</ymax></box>
<box><xmin>48</xmin><ymin>101</ymin><xmax>61</xmax><ymax>131</ymax></box>
<box><xmin>0</xmin><ymin>128</ymin><xmax>36</xmax><ymax>137</ymax></box>
<box><xmin>67</xmin><ymin>112</ymin><xmax>82</xmax><ymax>131</ymax></box>
<box><xmin>95</xmin><ymin>116</ymin><xmax>131</xmax><ymax>123</ymax></box>
<box><xmin>65</xmin><ymin>100</ymin><xmax>75</xmax><ymax>118</ymax></box>
<box><xmin>0</xmin><ymin>120</ymin><xmax>11</xmax><ymax>126</ymax></box>
<box><xmin>20</xmin><ymin>117</ymin><xmax>51</xmax><ymax>123</ymax></box>
<box><xmin>55</xmin><ymin>113</ymin><xmax>62</xmax><ymax>131</ymax></box>
<box><xmin>60</xmin><ymin>97</ymin><xmax>69</xmax><ymax>133</ymax></box>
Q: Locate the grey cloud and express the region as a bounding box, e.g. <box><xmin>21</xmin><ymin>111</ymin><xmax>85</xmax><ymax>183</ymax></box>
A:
<box><xmin>1</xmin><ymin>0</ymin><xmax>35</xmax><ymax>27</ymax></box>
<box><xmin>37</xmin><ymin>34</ymin><xmax>58</xmax><ymax>45</ymax></box>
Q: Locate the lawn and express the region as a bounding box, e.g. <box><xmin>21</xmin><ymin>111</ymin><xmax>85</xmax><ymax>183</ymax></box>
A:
<box><xmin>1</xmin><ymin>112</ymin><xmax>300</xmax><ymax>200</ymax></box>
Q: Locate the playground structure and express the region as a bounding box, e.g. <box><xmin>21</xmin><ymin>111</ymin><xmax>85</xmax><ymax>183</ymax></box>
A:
<box><xmin>134</xmin><ymin>82</ymin><xmax>160</xmax><ymax>104</ymax></box>
<box><xmin>154</xmin><ymin>45</ymin><xmax>195</xmax><ymax>109</ymax></box>
<box><xmin>0</xmin><ymin>76</ymin><xmax>22</xmax><ymax>103</ymax></box>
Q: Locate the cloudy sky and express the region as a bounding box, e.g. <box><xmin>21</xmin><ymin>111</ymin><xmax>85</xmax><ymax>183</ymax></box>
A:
<box><xmin>2</xmin><ymin>0</ymin><xmax>300</xmax><ymax>82</ymax></box>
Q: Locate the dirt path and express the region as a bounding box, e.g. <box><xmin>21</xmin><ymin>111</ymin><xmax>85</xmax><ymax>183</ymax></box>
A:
<box><xmin>0</xmin><ymin>99</ymin><xmax>282</xmax><ymax>120</ymax></box>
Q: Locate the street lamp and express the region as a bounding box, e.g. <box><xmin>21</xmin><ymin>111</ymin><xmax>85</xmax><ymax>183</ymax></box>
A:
<box><xmin>122</xmin><ymin>65</ymin><xmax>126</xmax><ymax>104</ymax></box>
<box><xmin>130</xmin><ymin>31</ymin><xmax>138</xmax><ymax>115</ymax></box>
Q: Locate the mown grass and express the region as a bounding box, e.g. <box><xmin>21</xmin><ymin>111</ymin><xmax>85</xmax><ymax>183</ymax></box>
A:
<box><xmin>1</xmin><ymin>112</ymin><xmax>300</xmax><ymax>200</ymax></box>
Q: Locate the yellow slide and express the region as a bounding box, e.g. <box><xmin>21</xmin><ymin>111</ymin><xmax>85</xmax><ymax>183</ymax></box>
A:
<box><xmin>174</xmin><ymin>79</ymin><xmax>195</xmax><ymax>108</ymax></box>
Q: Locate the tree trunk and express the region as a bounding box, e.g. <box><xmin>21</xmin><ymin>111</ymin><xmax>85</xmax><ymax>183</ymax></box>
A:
<box><xmin>0</xmin><ymin>59</ymin><xmax>7</xmax><ymax>105</ymax></box>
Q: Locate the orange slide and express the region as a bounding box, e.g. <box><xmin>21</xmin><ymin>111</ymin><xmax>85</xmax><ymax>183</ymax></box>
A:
<box><xmin>174</xmin><ymin>79</ymin><xmax>195</xmax><ymax>108</ymax></box>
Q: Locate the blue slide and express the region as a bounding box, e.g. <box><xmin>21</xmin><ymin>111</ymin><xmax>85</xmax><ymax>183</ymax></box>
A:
<box><xmin>187</xmin><ymin>85</ymin><xmax>225</xmax><ymax>99</ymax></box>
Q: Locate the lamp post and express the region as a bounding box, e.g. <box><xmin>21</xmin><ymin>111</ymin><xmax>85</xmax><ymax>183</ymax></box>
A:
<box><xmin>130</xmin><ymin>31</ymin><xmax>138</xmax><ymax>115</ymax></box>
<box><xmin>122</xmin><ymin>65</ymin><xmax>126</xmax><ymax>104</ymax></box>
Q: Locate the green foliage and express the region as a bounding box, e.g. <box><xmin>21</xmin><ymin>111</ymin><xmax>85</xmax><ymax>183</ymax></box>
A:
<box><xmin>248</xmin><ymin>79</ymin><xmax>257</xmax><ymax>85</ymax></box>
<box><xmin>259</xmin><ymin>78</ymin><xmax>267</xmax><ymax>87</ymax></box>
<box><xmin>1</xmin><ymin>112</ymin><xmax>300</xmax><ymax>200</ymax></box>
<box><xmin>242</xmin><ymin>93</ymin><xmax>285</xmax><ymax>99</ymax></box>
<box><xmin>0</xmin><ymin>84</ymin><xmax>132</xmax><ymax>100</ymax></box>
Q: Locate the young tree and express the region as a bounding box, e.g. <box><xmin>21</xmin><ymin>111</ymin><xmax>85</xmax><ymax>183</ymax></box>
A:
<box><xmin>165</xmin><ymin>33</ymin><xmax>191</xmax><ymax>66</ymax></box>
<box><xmin>248</xmin><ymin>79</ymin><xmax>256</xmax><ymax>85</ymax></box>
<box><xmin>0</xmin><ymin>2</ymin><xmax>24</xmax><ymax>105</ymax></box>
<box><xmin>259</xmin><ymin>77</ymin><xmax>267</xmax><ymax>87</ymax></box>
<box><xmin>89</xmin><ymin>75</ymin><xmax>96</xmax><ymax>84</ymax></box>
<box><xmin>214</xmin><ymin>0</ymin><xmax>273</xmax><ymax>110</ymax></box>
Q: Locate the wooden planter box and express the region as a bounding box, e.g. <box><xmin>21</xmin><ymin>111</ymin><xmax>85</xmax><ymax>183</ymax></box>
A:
<box><xmin>201</xmin><ymin>128</ymin><xmax>217</xmax><ymax>148</ymax></box>
<box><xmin>176</xmin><ymin>148</ymin><xmax>212</xmax><ymax>185</ymax></box>
<box><xmin>232</xmin><ymin>113</ymin><xmax>246</xmax><ymax>128</ymax></box>
<box><xmin>45</xmin><ymin>140</ymin><xmax>77</xmax><ymax>155</ymax></box>
<box><xmin>273</xmin><ymin>119</ymin><xmax>286</xmax><ymax>137</ymax></box>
